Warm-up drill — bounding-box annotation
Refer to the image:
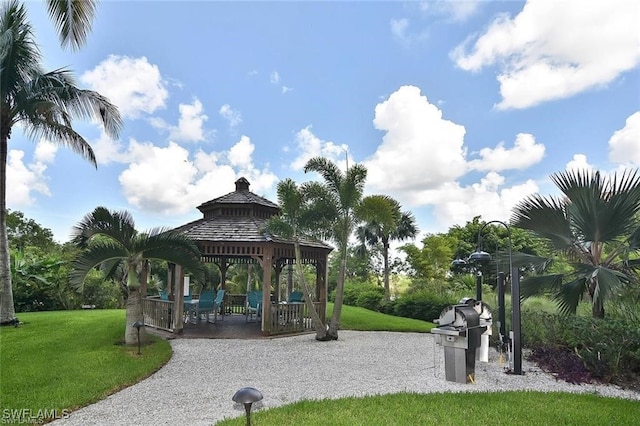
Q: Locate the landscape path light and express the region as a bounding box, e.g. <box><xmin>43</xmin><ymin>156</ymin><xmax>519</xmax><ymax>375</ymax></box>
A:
<box><xmin>132</xmin><ymin>320</ymin><xmax>144</xmax><ymax>355</ymax></box>
<box><xmin>232</xmin><ymin>387</ymin><xmax>263</xmax><ymax>426</ymax></box>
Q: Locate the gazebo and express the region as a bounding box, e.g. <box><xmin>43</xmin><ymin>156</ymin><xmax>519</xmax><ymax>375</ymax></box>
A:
<box><xmin>142</xmin><ymin>177</ymin><xmax>333</xmax><ymax>336</ymax></box>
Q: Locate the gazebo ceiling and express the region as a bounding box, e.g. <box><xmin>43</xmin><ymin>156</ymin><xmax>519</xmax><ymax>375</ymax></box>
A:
<box><xmin>172</xmin><ymin>177</ymin><xmax>333</xmax><ymax>257</ymax></box>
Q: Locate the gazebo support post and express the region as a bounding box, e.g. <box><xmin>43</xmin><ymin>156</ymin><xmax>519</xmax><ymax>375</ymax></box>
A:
<box><xmin>261</xmin><ymin>248</ymin><xmax>273</xmax><ymax>336</ymax></box>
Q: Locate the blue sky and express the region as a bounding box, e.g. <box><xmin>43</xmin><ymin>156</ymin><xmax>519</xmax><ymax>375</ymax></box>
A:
<box><xmin>8</xmin><ymin>0</ymin><xmax>640</xmax><ymax>244</ymax></box>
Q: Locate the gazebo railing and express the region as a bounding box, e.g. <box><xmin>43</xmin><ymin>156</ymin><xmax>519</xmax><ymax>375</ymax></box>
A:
<box><xmin>224</xmin><ymin>293</ymin><xmax>247</xmax><ymax>315</ymax></box>
<box><xmin>143</xmin><ymin>297</ymin><xmax>176</xmax><ymax>332</ymax></box>
<box><xmin>269</xmin><ymin>301</ymin><xmax>325</xmax><ymax>335</ymax></box>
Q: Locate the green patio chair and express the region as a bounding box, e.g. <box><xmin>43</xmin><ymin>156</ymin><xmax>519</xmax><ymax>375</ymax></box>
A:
<box><xmin>288</xmin><ymin>291</ymin><xmax>304</xmax><ymax>303</ymax></box>
<box><xmin>194</xmin><ymin>290</ymin><xmax>215</xmax><ymax>323</ymax></box>
<box><xmin>246</xmin><ymin>291</ymin><xmax>262</xmax><ymax>322</ymax></box>
<box><xmin>212</xmin><ymin>289</ymin><xmax>226</xmax><ymax>323</ymax></box>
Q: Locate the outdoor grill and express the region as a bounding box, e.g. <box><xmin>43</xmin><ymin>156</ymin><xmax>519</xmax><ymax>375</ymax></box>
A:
<box><xmin>431</xmin><ymin>299</ymin><xmax>491</xmax><ymax>383</ymax></box>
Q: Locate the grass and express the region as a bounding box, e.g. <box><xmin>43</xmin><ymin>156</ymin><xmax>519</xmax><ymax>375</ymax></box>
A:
<box><xmin>329</xmin><ymin>302</ymin><xmax>435</xmax><ymax>332</ymax></box>
<box><xmin>216</xmin><ymin>391</ymin><xmax>640</xmax><ymax>426</ymax></box>
<box><xmin>0</xmin><ymin>310</ymin><xmax>171</xmax><ymax>422</ymax></box>
<box><xmin>3</xmin><ymin>305</ymin><xmax>636</xmax><ymax>425</ymax></box>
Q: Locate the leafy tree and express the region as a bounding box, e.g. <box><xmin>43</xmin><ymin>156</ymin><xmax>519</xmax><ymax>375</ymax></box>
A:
<box><xmin>400</xmin><ymin>233</ymin><xmax>457</xmax><ymax>281</ymax></box>
<box><xmin>511</xmin><ymin>169</ymin><xmax>640</xmax><ymax>318</ymax></box>
<box><xmin>69</xmin><ymin>207</ymin><xmax>205</xmax><ymax>345</ymax></box>
<box><xmin>10</xmin><ymin>248</ymin><xmax>67</xmax><ymax>311</ymax></box>
<box><xmin>263</xmin><ymin>178</ymin><xmax>333</xmax><ymax>340</ymax></box>
<box><xmin>304</xmin><ymin>157</ymin><xmax>367</xmax><ymax>340</ymax></box>
<box><xmin>356</xmin><ymin>195</ymin><xmax>418</xmax><ymax>300</ymax></box>
<box><xmin>7</xmin><ymin>210</ymin><xmax>56</xmax><ymax>252</ymax></box>
<box><xmin>0</xmin><ymin>0</ymin><xmax>122</xmax><ymax>325</ymax></box>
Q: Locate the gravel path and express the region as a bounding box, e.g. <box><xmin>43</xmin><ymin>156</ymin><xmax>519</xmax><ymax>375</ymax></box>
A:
<box><xmin>51</xmin><ymin>331</ymin><xmax>639</xmax><ymax>425</ymax></box>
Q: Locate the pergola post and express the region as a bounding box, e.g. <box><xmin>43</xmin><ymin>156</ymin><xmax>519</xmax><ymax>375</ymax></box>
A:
<box><xmin>174</xmin><ymin>264</ymin><xmax>185</xmax><ymax>333</ymax></box>
<box><xmin>261</xmin><ymin>247</ymin><xmax>273</xmax><ymax>335</ymax></box>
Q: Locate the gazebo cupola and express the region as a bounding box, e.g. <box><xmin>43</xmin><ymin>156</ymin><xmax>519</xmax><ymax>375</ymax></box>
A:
<box><xmin>196</xmin><ymin>177</ymin><xmax>280</xmax><ymax>220</ymax></box>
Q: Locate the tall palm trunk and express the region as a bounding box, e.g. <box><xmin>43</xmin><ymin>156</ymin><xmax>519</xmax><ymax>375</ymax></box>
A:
<box><xmin>327</xmin><ymin>244</ymin><xmax>347</xmax><ymax>339</ymax></box>
<box><xmin>124</xmin><ymin>288</ymin><xmax>147</xmax><ymax>345</ymax></box>
<box><xmin>382</xmin><ymin>237</ymin><xmax>390</xmax><ymax>300</ymax></box>
<box><xmin>0</xmin><ymin>131</ymin><xmax>16</xmax><ymax>324</ymax></box>
<box><xmin>124</xmin><ymin>267</ymin><xmax>147</xmax><ymax>345</ymax></box>
<box><xmin>294</xmin><ymin>241</ymin><xmax>328</xmax><ymax>340</ymax></box>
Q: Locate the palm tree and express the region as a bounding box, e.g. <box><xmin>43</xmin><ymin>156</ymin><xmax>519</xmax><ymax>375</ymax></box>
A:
<box><xmin>356</xmin><ymin>195</ymin><xmax>418</xmax><ymax>300</ymax></box>
<box><xmin>70</xmin><ymin>207</ymin><xmax>205</xmax><ymax>345</ymax></box>
<box><xmin>511</xmin><ymin>169</ymin><xmax>640</xmax><ymax>318</ymax></box>
<box><xmin>0</xmin><ymin>0</ymin><xmax>122</xmax><ymax>325</ymax></box>
<box><xmin>263</xmin><ymin>178</ymin><xmax>332</xmax><ymax>340</ymax></box>
<box><xmin>304</xmin><ymin>157</ymin><xmax>367</xmax><ymax>339</ymax></box>
<box><xmin>45</xmin><ymin>0</ymin><xmax>98</xmax><ymax>51</ymax></box>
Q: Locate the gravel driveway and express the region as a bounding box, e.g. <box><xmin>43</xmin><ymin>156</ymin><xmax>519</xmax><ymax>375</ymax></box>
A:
<box><xmin>51</xmin><ymin>331</ymin><xmax>640</xmax><ymax>425</ymax></box>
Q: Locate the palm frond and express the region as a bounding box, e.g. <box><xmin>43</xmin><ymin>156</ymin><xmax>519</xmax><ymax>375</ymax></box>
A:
<box><xmin>591</xmin><ymin>266</ymin><xmax>627</xmax><ymax>312</ymax></box>
<box><xmin>0</xmin><ymin>1</ymin><xmax>42</xmax><ymax>100</ymax></box>
<box><xmin>69</xmin><ymin>241</ymin><xmax>129</xmax><ymax>290</ymax></box>
<box><xmin>15</xmin><ymin>69</ymin><xmax>122</xmax><ymax>139</ymax></box>
<box><xmin>511</xmin><ymin>194</ymin><xmax>574</xmax><ymax>250</ymax></box>
<box><xmin>304</xmin><ymin>156</ymin><xmax>343</xmax><ymax>194</ymax></box>
<box><xmin>70</xmin><ymin>207</ymin><xmax>137</xmax><ymax>248</ymax></box>
<box><xmin>553</xmin><ymin>277</ymin><xmax>587</xmax><ymax>316</ymax></box>
<box><xmin>136</xmin><ymin>229</ymin><xmax>205</xmax><ymax>284</ymax></box>
<box><xmin>509</xmin><ymin>251</ymin><xmax>554</xmax><ymax>274</ymax></box>
<box><xmin>47</xmin><ymin>0</ymin><xmax>97</xmax><ymax>51</ymax></box>
<box><xmin>520</xmin><ymin>274</ymin><xmax>564</xmax><ymax>299</ymax></box>
<box><xmin>394</xmin><ymin>211</ymin><xmax>418</xmax><ymax>241</ymax></box>
<box><xmin>357</xmin><ymin>195</ymin><xmax>399</xmax><ymax>228</ymax></box>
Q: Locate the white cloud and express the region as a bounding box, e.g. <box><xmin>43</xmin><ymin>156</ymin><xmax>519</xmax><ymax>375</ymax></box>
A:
<box><xmin>150</xmin><ymin>99</ymin><xmax>209</xmax><ymax>143</ymax></box>
<box><xmin>390</xmin><ymin>18</ymin><xmax>409</xmax><ymax>40</ymax></box>
<box><xmin>468</xmin><ymin>133</ymin><xmax>545</xmax><ymax>171</ymax></box>
<box><xmin>565</xmin><ymin>154</ymin><xmax>594</xmax><ymax>173</ymax></box>
<box><xmin>270</xmin><ymin>71</ymin><xmax>280</xmax><ymax>85</ymax></box>
<box><xmin>290</xmin><ymin>126</ymin><xmax>349</xmax><ymax>171</ymax></box>
<box><xmin>118</xmin><ymin>138</ymin><xmax>277</xmax><ymax>215</ymax></box>
<box><xmin>171</xmin><ymin>99</ymin><xmax>208</xmax><ymax>142</ymax></box>
<box><xmin>6</xmin><ymin>140</ymin><xmax>57</xmax><ymax>206</ymax></box>
<box><xmin>419</xmin><ymin>0</ymin><xmax>481</xmax><ymax>22</ymax></box>
<box><xmin>365</xmin><ymin>85</ymin><xmax>467</xmax><ymax>192</ymax></box>
<box><xmin>357</xmin><ymin>85</ymin><xmax>542</xmax><ymax>230</ymax></box>
<box><xmin>228</xmin><ymin>135</ymin><xmax>254</xmax><ymax>169</ymax></box>
<box><xmin>609</xmin><ymin>112</ymin><xmax>640</xmax><ymax>166</ymax></box>
<box><xmin>390</xmin><ymin>18</ymin><xmax>428</xmax><ymax>47</ymax></box>
<box><xmin>219</xmin><ymin>104</ymin><xmax>242</xmax><ymax>128</ymax></box>
<box><xmin>269</xmin><ymin>70</ymin><xmax>293</xmax><ymax>94</ymax></box>
<box><xmin>420</xmin><ymin>173</ymin><xmax>539</xmax><ymax>230</ymax></box>
<box><xmin>81</xmin><ymin>55</ymin><xmax>168</xmax><ymax>118</ymax></box>
<box><xmin>452</xmin><ymin>0</ymin><xmax>640</xmax><ymax>109</ymax></box>
<box><xmin>92</xmin><ymin>132</ymin><xmax>128</xmax><ymax>165</ymax></box>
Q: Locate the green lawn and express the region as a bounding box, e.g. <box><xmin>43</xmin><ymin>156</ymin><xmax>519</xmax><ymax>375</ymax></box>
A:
<box><xmin>2</xmin><ymin>307</ymin><xmax>636</xmax><ymax>426</ymax></box>
<box><xmin>330</xmin><ymin>302</ymin><xmax>435</xmax><ymax>332</ymax></box>
<box><xmin>216</xmin><ymin>391</ymin><xmax>640</xmax><ymax>426</ymax></box>
<box><xmin>0</xmin><ymin>310</ymin><xmax>171</xmax><ymax>422</ymax></box>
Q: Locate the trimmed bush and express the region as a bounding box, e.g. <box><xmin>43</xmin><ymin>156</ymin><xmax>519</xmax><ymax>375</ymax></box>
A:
<box><xmin>522</xmin><ymin>311</ymin><xmax>640</xmax><ymax>387</ymax></box>
<box><xmin>356</xmin><ymin>288</ymin><xmax>385</xmax><ymax>311</ymax></box>
<box><xmin>393</xmin><ymin>291</ymin><xmax>454</xmax><ymax>322</ymax></box>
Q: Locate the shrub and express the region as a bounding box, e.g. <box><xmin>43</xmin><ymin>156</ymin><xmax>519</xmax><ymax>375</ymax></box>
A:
<box><xmin>333</xmin><ymin>281</ymin><xmax>384</xmax><ymax>308</ymax></box>
<box><xmin>393</xmin><ymin>291</ymin><xmax>454</xmax><ymax>322</ymax></box>
<box><xmin>356</xmin><ymin>288</ymin><xmax>385</xmax><ymax>311</ymax></box>
<box><xmin>522</xmin><ymin>311</ymin><xmax>640</xmax><ymax>387</ymax></box>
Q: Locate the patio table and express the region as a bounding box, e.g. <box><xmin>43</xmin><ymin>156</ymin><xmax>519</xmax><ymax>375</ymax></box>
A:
<box><xmin>183</xmin><ymin>299</ymin><xmax>198</xmax><ymax>323</ymax></box>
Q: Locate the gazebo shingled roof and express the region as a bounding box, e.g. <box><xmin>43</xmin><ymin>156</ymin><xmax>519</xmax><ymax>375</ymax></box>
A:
<box><xmin>167</xmin><ymin>177</ymin><xmax>332</xmax><ymax>336</ymax></box>
<box><xmin>173</xmin><ymin>177</ymin><xmax>331</xmax><ymax>250</ymax></box>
